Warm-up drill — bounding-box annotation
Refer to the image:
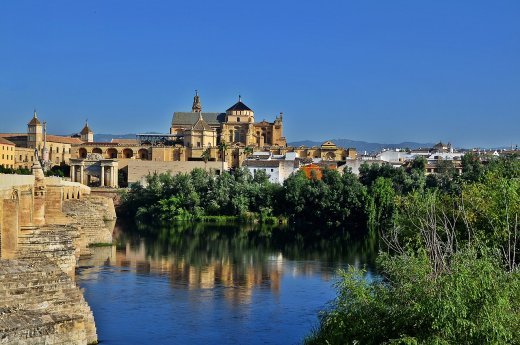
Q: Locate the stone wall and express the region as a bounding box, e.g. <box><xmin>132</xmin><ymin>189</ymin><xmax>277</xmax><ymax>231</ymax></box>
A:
<box><xmin>0</xmin><ymin>170</ymin><xmax>116</xmax><ymax>344</ymax></box>
<box><xmin>0</xmin><ymin>259</ymin><xmax>96</xmax><ymax>344</ymax></box>
<box><xmin>127</xmin><ymin>159</ymin><xmax>226</xmax><ymax>184</ymax></box>
<box><xmin>63</xmin><ymin>196</ymin><xmax>115</xmax><ymax>246</ymax></box>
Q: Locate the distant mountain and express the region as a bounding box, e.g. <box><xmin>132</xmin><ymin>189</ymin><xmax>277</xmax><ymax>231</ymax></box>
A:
<box><xmin>94</xmin><ymin>133</ymin><xmax>137</xmax><ymax>142</ymax></box>
<box><xmin>93</xmin><ymin>134</ymin><xmax>433</xmax><ymax>154</ymax></box>
<box><xmin>288</xmin><ymin>139</ymin><xmax>435</xmax><ymax>154</ymax></box>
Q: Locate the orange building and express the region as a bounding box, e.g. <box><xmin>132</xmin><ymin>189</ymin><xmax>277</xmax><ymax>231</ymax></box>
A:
<box><xmin>301</xmin><ymin>162</ymin><xmax>337</xmax><ymax>180</ymax></box>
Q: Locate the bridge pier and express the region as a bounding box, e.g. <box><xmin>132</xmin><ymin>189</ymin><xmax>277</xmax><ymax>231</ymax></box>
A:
<box><xmin>1</xmin><ymin>197</ymin><xmax>19</xmax><ymax>259</ymax></box>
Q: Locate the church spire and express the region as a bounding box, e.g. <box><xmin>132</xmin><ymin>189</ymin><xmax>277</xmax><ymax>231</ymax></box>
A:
<box><xmin>192</xmin><ymin>90</ymin><xmax>202</xmax><ymax>113</ymax></box>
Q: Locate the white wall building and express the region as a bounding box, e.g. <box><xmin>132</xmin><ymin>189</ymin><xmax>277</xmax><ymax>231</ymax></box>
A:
<box><xmin>244</xmin><ymin>152</ymin><xmax>300</xmax><ymax>184</ymax></box>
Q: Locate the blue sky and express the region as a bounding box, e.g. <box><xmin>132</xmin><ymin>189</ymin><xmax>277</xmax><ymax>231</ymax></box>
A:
<box><xmin>0</xmin><ymin>1</ymin><xmax>518</xmax><ymax>148</ymax></box>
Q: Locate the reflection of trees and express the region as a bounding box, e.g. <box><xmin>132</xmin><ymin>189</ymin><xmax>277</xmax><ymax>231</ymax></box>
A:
<box><xmin>84</xmin><ymin>222</ymin><xmax>380</xmax><ymax>308</ymax></box>
<box><xmin>112</xmin><ymin>222</ymin><xmax>378</xmax><ymax>305</ymax></box>
<box><xmin>119</xmin><ymin>222</ymin><xmax>378</xmax><ymax>272</ymax></box>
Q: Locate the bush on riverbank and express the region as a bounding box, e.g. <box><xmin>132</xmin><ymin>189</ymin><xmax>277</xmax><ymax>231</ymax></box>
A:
<box><xmin>306</xmin><ymin>155</ymin><xmax>520</xmax><ymax>344</ymax></box>
<box><xmin>119</xmin><ymin>167</ymin><xmax>368</xmax><ymax>227</ymax></box>
<box><xmin>306</xmin><ymin>249</ymin><xmax>519</xmax><ymax>345</ymax></box>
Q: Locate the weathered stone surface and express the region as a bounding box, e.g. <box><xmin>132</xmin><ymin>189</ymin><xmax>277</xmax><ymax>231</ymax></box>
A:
<box><xmin>0</xmin><ymin>259</ymin><xmax>96</xmax><ymax>344</ymax></box>
<box><xmin>0</xmin><ymin>173</ymin><xmax>116</xmax><ymax>344</ymax></box>
<box><xmin>63</xmin><ymin>196</ymin><xmax>114</xmax><ymax>246</ymax></box>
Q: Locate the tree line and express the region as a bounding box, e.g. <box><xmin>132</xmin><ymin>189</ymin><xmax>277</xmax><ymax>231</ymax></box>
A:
<box><xmin>307</xmin><ymin>153</ymin><xmax>520</xmax><ymax>344</ymax></box>
<box><xmin>120</xmin><ymin>153</ymin><xmax>520</xmax><ymax>343</ymax></box>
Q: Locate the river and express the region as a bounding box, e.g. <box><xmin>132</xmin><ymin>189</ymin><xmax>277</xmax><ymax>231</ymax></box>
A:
<box><xmin>77</xmin><ymin>222</ymin><xmax>378</xmax><ymax>345</ymax></box>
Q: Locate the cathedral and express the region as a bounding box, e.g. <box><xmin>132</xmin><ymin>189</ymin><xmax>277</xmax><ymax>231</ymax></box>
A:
<box><xmin>171</xmin><ymin>91</ymin><xmax>286</xmax><ymax>149</ymax></box>
<box><xmin>1</xmin><ymin>93</ymin><xmax>356</xmax><ymax>186</ymax></box>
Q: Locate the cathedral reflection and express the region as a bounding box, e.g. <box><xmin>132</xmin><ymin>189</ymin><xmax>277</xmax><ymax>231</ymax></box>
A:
<box><xmin>80</xmin><ymin>222</ymin><xmax>377</xmax><ymax>305</ymax></box>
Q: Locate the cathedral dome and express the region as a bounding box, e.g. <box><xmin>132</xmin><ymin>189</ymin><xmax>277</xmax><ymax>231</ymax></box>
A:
<box><xmin>226</xmin><ymin>100</ymin><xmax>252</xmax><ymax>112</ymax></box>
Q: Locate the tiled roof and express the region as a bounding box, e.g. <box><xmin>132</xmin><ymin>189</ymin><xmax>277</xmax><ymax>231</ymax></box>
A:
<box><xmin>80</xmin><ymin>125</ymin><xmax>93</xmax><ymax>135</ymax></box>
<box><xmin>45</xmin><ymin>135</ymin><xmax>83</xmax><ymax>145</ymax></box>
<box><xmin>191</xmin><ymin>116</ymin><xmax>213</xmax><ymax>131</ymax></box>
<box><xmin>0</xmin><ymin>133</ymin><xmax>81</xmax><ymax>145</ymax></box>
<box><xmin>0</xmin><ymin>133</ymin><xmax>26</xmax><ymax>138</ymax></box>
<box><xmin>28</xmin><ymin>116</ymin><xmax>41</xmax><ymax>126</ymax></box>
<box><xmin>111</xmin><ymin>139</ymin><xmax>139</xmax><ymax>145</ymax></box>
<box><xmin>0</xmin><ymin>137</ymin><xmax>15</xmax><ymax>145</ymax></box>
<box><xmin>244</xmin><ymin>160</ymin><xmax>280</xmax><ymax>168</ymax></box>
<box><xmin>226</xmin><ymin>101</ymin><xmax>252</xmax><ymax>112</ymax></box>
<box><xmin>171</xmin><ymin>112</ymin><xmax>225</xmax><ymax>126</ymax></box>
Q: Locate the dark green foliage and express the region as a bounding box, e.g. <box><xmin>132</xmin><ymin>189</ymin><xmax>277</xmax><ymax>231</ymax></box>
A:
<box><xmin>282</xmin><ymin>169</ymin><xmax>367</xmax><ymax>226</ymax></box>
<box><xmin>120</xmin><ymin>168</ymin><xmax>286</xmax><ymax>223</ymax></box>
<box><xmin>306</xmin><ymin>249</ymin><xmax>519</xmax><ymax>345</ymax></box>
<box><xmin>120</xmin><ymin>167</ymin><xmax>367</xmax><ymax>227</ymax></box>
<box><xmin>45</xmin><ymin>164</ymin><xmax>70</xmax><ymax>177</ymax></box>
<box><xmin>307</xmin><ymin>156</ymin><xmax>520</xmax><ymax>344</ymax></box>
<box><xmin>0</xmin><ymin>166</ymin><xmax>31</xmax><ymax>175</ymax></box>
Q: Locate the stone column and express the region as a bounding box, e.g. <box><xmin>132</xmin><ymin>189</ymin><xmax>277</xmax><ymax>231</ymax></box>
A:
<box><xmin>80</xmin><ymin>165</ymin><xmax>84</xmax><ymax>185</ymax></box>
<box><xmin>2</xmin><ymin>198</ymin><xmax>19</xmax><ymax>259</ymax></box>
<box><xmin>71</xmin><ymin>164</ymin><xmax>76</xmax><ymax>182</ymax></box>
<box><xmin>101</xmin><ymin>165</ymin><xmax>105</xmax><ymax>187</ymax></box>
<box><xmin>113</xmin><ymin>165</ymin><xmax>118</xmax><ymax>187</ymax></box>
<box><xmin>106</xmin><ymin>166</ymin><xmax>111</xmax><ymax>187</ymax></box>
<box><xmin>19</xmin><ymin>190</ymin><xmax>33</xmax><ymax>227</ymax></box>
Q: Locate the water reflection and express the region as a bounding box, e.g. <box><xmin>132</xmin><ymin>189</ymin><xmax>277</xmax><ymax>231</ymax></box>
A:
<box><xmin>81</xmin><ymin>222</ymin><xmax>377</xmax><ymax>295</ymax></box>
<box><xmin>77</xmin><ymin>222</ymin><xmax>378</xmax><ymax>345</ymax></box>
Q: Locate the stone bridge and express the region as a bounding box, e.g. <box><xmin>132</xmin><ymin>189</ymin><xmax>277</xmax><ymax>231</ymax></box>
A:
<box><xmin>0</xmin><ymin>161</ymin><xmax>116</xmax><ymax>344</ymax></box>
<box><xmin>0</xmin><ymin>173</ymin><xmax>89</xmax><ymax>258</ymax></box>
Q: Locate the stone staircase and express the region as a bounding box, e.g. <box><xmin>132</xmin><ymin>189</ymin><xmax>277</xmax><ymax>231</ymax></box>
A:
<box><xmin>63</xmin><ymin>197</ymin><xmax>114</xmax><ymax>246</ymax></box>
<box><xmin>0</xmin><ymin>259</ymin><xmax>97</xmax><ymax>344</ymax></box>
<box><xmin>16</xmin><ymin>225</ymin><xmax>80</xmax><ymax>277</ymax></box>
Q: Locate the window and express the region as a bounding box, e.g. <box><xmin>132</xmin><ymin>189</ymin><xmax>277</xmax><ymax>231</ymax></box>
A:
<box><xmin>271</xmin><ymin>169</ymin><xmax>274</xmax><ymax>172</ymax></box>
<box><xmin>237</xmin><ymin>117</ymin><xmax>240</xmax><ymax>122</ymax></box>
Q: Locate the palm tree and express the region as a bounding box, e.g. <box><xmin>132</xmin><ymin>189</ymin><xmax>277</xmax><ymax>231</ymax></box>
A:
<box><xmin>218</xmin><ymin>141</ymin><xmax>229</xmax><ymax>174</ymax></box>
<box><xmin>201</xmin><ymin>147</ymin><xmax>211</xmax><ymax>170</ymax></box>
<box><xmin>243</xmin><ymin>146</ymin><xmax>254</xmax><ymax>158</ymax></box>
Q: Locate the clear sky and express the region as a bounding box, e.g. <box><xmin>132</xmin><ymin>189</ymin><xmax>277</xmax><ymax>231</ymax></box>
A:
<box><xmin>0</xmin><ymin>1</ymin><xmax>518</xmax><ymax>148</ymax></box>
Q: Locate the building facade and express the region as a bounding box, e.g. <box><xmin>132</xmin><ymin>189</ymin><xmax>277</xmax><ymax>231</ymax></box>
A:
<box><xmin>0</xmin><ymin>138</ymin><xmax>15</xmax><ymax>169</ymax></box>
<box><xmin>1</xmin><ymin>94</ymin><xmax>357</xmax><ymax>187</ymax></box>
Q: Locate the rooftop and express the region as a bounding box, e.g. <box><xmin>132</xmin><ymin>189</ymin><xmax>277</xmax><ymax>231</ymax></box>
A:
<box><xmin>172</xmin><ymin>112</ymin><xmax>225</xmax><ymax>126</ymax></box>
<box><xmin>226</xmin><ymin>100</ymin><xmax>252</xmax><ymax>112</ymax></box>
<box><xmin>0</xmin><ymin>137</ymin><xmax>15</xmax><ymax>146</ymax></box>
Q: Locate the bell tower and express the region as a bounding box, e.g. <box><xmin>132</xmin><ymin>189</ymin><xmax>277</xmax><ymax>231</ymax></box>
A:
<box><xmin>27</xmin><ymin>110</ymin><xmax>43</xmax><ymax>149</ymax></box>
<box><xmin>192</xmin><ymin>90</ymin><xmax>202</xmax><ymax>113</ymax></box>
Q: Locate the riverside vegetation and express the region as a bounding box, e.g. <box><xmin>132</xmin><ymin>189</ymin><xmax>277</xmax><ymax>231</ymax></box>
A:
<box><xmin>119</xmin><ymin>153</ymin><xmax>520</xmax><ymax>344</ymax></box>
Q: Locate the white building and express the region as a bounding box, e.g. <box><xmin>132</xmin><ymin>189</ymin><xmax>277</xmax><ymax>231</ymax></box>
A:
<box><xmin>244</xmin><ymin>152</ymin><xmax>300</xmax><ymax>184</ymax></box>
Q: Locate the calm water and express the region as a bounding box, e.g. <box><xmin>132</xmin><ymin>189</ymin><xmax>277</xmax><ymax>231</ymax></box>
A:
<box><xmin>77</xmin><ymin>222</ymin><xmax>377</xmax><ymax>345</ymax></box>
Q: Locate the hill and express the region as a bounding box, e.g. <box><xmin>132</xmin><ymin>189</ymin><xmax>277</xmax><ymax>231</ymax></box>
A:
<box><xmin>288</xmin><ymin>139</ymin><xmax>435</xmax><ymax>154</ymax></box>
